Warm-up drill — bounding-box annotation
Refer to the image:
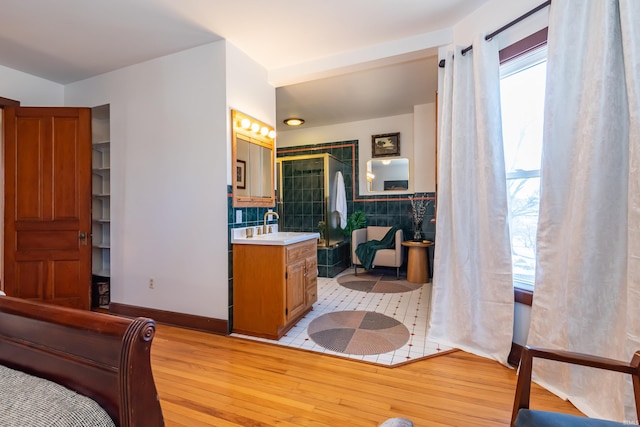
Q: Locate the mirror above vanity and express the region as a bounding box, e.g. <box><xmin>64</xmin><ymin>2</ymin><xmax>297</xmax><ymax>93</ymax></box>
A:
<box><xmin>231</xmin><ymin>110</ymin><xmax>276</xmax><ymax>207</ymax></box>
<box><xmin>366</xmin><ymin>158</ymin><xmax>410</xmax><ymax>192</ymax></box>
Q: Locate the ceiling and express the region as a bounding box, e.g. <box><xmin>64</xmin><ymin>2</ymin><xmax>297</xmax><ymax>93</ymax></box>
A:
<box><xmin>0</xmin><ymin>0</ymin><xmax>488</xmax><ymax>130</ymax></box>
<box><xmin>276</xmin><ymin>56</ymin><xmax>439</xmax><ymax>131</ymax></box>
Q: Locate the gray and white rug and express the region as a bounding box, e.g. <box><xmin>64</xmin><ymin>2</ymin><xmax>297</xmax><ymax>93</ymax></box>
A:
<box><xmin>337</xmin><ymin>272</ymin><xmax>422</xmax><ymax>293</ymax></box>
<box><xmin>307</xmin><ymin>311</ymin><xmax>410</xmax><ymax>355</ymax></box>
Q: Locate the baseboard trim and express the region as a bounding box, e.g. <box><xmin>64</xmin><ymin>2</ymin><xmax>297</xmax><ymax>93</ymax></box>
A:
<box><xmin>509</xmin><ymin>342</ymin><xmax>524</xmax><ymax>367</ymax></box>
<box><xmin>109</xmin><ymin>302</ymin><xmax>228</xmax><ymax>335</ymax></box>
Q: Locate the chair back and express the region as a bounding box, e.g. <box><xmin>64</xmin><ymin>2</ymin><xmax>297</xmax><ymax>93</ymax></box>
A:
<box><xmin>367</xmin><ymin>226</ymin><xmax>392</xmax><ymax>241</ymax></box>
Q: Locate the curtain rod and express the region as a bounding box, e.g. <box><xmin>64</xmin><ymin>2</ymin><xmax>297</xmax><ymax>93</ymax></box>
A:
<box><xmin>438</xmin><ymin>0</ymin><xmax>551</xmax><ymax>68</ymax></box>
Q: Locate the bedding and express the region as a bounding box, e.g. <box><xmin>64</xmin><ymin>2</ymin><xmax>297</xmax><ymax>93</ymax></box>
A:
<box><xmin>0</xmin><ymin>364</ymin><xmax>114</xmax><ymax>426</ymax></box>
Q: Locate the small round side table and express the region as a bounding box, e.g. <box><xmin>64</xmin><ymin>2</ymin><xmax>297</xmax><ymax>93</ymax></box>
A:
<box><xmin>401</xmin><ymin>240</ymin><xmax>434</xmax><ymax>284</ymax></box>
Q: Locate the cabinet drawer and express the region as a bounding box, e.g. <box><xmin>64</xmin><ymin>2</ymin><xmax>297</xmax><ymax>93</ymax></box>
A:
<box><xmin>306</xmin><ymin>256</ymin><xmax>317</xmax><ymax>272</ymax></box>
<box><xmin>286</xmin><ymin>241</ymin><xmax>316</xmax><ymax>262</ymax></box>
<box><xmin>305</xmin><ymin>275</ymin><xmax>317</xmax><ymax>290</ymax></box>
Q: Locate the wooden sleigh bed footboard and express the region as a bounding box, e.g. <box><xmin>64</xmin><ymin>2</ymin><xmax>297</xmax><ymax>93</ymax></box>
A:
<box><xmin>0</xmin><ymin>296</ymin><xmax>164</xmax><ymax>426</ymax></box>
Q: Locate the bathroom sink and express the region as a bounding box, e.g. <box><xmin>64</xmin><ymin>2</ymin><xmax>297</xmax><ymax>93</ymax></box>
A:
<box><xmin>231</xmin><ymin>227</ymin><xmax>320</xmax><ymax>246</ymax></box>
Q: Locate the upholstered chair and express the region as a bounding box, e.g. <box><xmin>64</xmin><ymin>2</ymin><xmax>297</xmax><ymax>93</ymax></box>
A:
<box><xmin>352</xmin><ymin>226</ymin><xmax>404</xmax><ymax>278</ymax></box>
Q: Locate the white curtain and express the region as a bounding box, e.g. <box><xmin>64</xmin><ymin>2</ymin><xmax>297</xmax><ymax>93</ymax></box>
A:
<box><xmin>428</xmin><ymin>35</ymin><xmax>514</xmax><ymax>366</ymax></box>
<box><xmin>527</xmin><ymin>0</ymin><xmax>640</xmax><ymax>422</ymax></box>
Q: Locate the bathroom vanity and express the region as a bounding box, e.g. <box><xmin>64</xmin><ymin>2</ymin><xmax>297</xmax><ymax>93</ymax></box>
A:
<box><xmin>232</xmin><ymin>228</ymin><xmax>319</xmax><ymax>340</ymax></box>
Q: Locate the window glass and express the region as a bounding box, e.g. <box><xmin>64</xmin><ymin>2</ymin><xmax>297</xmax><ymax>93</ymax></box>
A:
<box><xmin>500</xmin><ymin>47</ymin><xmax>546</xmax><ymax>290</ymax></box>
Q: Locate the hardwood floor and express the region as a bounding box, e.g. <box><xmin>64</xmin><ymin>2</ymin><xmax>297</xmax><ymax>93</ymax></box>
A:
<box><xmin>151</xmin><ymin>325</ymin><xmax>582</xmax><ymax>426</ymax></box>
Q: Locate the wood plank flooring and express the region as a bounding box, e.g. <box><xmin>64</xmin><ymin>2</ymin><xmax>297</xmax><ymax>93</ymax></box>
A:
<box><xmin>151</xmin><ymin>325</ymin><xmax>582</xmax><ymax>426</ymax></box>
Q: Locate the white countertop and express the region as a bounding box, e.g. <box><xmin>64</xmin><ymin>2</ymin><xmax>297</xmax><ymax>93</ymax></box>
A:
<box><xmin>231</xmin><ymin>225</ymin><xmax>320</xmax><ymax>246</ymax></box>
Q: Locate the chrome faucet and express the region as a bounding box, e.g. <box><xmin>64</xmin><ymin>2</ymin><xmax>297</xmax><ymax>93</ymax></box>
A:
<box><xmin>263</xmin><ymin>211</ymin><xmax>279</xmax><ymax>234</ymax></box>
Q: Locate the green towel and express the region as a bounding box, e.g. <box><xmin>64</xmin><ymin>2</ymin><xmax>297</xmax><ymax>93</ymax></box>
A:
<box><xmin>355</xmin><ymin>226</ymin><xmax>401</xmax><ymax>270</ymax></box>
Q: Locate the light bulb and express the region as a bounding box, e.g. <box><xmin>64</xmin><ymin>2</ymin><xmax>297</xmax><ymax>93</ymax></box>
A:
<box><xmin>241</xmin><ymin>118</ymin><xmax>251</xmax><ymax>129</ymax></box>
<box><xmin>251</xmin><ymin>123</ymin><xmax>260</xmax><ymax>132</ymax></box>
<box><xmin>260</xmin><ymin>126</ymin><xmax>269</xmax><ymax>136</ymax></box>
<box><xmin>268</xmin><ymin>130</ymin><xmax>276</xmax><ymax>139</ymax></box>
<box><xmin>284</xmin><ymin>118</ymin><xmax>304</xmax><ymax>126</ymax></box>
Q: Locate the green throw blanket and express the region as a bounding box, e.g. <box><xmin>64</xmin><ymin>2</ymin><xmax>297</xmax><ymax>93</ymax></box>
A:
<box><xmin>355</xmin><ymin>226</ymin><xmax>401</xmax><ymax>270</ymax></box>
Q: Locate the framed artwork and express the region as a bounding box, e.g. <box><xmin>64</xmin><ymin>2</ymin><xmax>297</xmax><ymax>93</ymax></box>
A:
<box><xmin>371</xmin><ymin>132</ymin><xmax>400</xmax><ymax>157</ymax></box>
<box><xmin>236</xmin><ymin>159</ymin><xmax>246</xmax><ymax>189</ymax></box>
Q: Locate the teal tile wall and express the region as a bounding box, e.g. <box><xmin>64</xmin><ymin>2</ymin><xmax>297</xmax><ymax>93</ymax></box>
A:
<box><xmin>280</xmin><ymin>157</ymin><xmax>326</xmax><ymax>232</ymax></box>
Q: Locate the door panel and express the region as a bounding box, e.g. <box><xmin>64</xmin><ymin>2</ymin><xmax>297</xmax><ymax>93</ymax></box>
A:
<box><xmin>286</xmin><ymin>259</ymin><xmax>306</xmax><ymax>321</ymax></box>
<box><xmin>15</xmin><ymin>261</ymin><xmax>44</xmax><ymax>299</ymax></box>
<box><xmin>4</xmin><ymin>107</ymin><xmax>92</xmax><ymax>309</ymax></box>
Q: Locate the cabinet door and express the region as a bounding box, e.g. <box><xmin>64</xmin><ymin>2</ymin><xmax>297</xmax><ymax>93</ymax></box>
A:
<box><xmin>305</xmin><ymin>255</ymin><xmax>318</xmax><ymax>306</ymax></box>
<box><xmin>286</xmin><ymin>259</ymin><xmax>306</xmax><ymax>321</ymax></box>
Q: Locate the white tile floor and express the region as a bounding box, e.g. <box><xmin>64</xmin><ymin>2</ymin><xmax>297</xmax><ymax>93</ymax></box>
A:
<box><xmin>232</xmin><ymin>270</ymin><xmax>453</xmax><ymax>366</ymax></box>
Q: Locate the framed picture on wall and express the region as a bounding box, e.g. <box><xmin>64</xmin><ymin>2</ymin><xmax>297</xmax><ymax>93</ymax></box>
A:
<box><xmin>236</xmin><ymin>159</ymin><xmax>246</xmax><ymax>189</ymax></box>
<box><xmin>372</xmin><ymin>132</ymin><xmax>400</xmax><ymax>157</ymax></box>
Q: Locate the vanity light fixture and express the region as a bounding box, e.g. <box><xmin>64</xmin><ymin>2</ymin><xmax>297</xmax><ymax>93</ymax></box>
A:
<box><xmin>233</xmin><ymin>110</ymin><xmax>275</xmax><ymax>140</ymax></box>
<box><xmin>283</xmin><ymin>118</ymin><xmax>305</xmax><ymax>126</ymax></box>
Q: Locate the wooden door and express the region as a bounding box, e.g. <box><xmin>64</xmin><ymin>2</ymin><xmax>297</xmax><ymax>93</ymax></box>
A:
<box><xmin>3</xmin><ymin>107</ymin><xmax>92</xmax><ymax>309</ymax></box>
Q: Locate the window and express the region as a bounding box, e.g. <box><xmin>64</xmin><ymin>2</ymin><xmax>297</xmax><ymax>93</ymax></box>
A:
<box><xmin>500</xmin><ymin>39</ymin><xmax>547</xmax><ymax>291</ymax></box>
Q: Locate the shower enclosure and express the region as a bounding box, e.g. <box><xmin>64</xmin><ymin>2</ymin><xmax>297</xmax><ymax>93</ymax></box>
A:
<box><xmin>276</xmin><ymin>154</ymin><xmax>347</xmax><ymax>248</ymax></box>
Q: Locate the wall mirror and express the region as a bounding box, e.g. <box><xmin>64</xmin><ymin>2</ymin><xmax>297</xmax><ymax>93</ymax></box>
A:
<box><xmin>231</xmin><ymin>110</ymin><xmax>276</xmax><ymax>207</ymax></box>
<box><xmin>366</xmin><ymin>158</ymin><xmax>409</xmax><ymax>192</ymax></box>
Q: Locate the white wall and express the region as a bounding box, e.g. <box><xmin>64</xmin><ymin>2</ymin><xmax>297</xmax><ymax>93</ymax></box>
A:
<box><xmin>225</xmin><ymin>42</ymin><xmax>276</xmax><ymax>186</ymax></box>
<box><xmin>277</xmin><ymin>109</ymin><xmax>438</xmax><ymax>195</ymax></box>
<box><xmin>65</xmin><ymin>42</ymin><xmax>230</xmax><ymax>319</ymax></box>
<box><xmin>446</xmin><ymin>0</ymin><xmax>550</xmax><ymax>345</ymax></box>
<box><xmin>414</xmin><ymin>103</ymin><xmax>437</xmax><ymax>193</ymax></box>
<box><xmin>0</xmin><ymin>65</ymin><xmax>64</xmax><ymax>106</ymax></box>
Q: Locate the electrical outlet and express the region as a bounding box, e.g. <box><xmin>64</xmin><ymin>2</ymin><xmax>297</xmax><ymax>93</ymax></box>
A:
<box><xmin>149</xmin><ymin>278</ymin><xmax>154</xmax><ymax>289</ymax></box>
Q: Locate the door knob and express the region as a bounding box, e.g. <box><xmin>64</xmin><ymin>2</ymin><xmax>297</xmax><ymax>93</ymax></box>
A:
<box><xmin>79</xmin><ymin>231</ymin><xmax>87</xmax><ymax>246</ymax></box>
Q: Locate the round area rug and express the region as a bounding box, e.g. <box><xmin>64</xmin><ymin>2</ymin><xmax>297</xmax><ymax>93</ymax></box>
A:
<box><xmin>308</xmin><ymin>311</ymin><xmax>410</xmax><ymax>355</ymax></box>
<box><xmin>337</xmin><ymin>272</ymin><xmax>422</xmax><ymax>293</ymax></box>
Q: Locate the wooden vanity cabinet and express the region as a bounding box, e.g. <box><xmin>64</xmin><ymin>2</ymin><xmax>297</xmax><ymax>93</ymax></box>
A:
<box><xmin>233</xmin><ymin>239</ymin><xmax>318</xmax><ymax>339</ymax></box>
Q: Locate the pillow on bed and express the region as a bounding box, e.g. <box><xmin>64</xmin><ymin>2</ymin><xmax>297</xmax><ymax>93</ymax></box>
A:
<box><xmin>0</xmin><ymin>364</ymin><xmax>114</xmax><ymax>427</ymax></box>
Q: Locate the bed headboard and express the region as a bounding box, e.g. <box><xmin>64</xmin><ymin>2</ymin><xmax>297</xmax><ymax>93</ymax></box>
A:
<box><xmin>0</xmin><ymin>296</ymin><xmax>164</xmax><ymax>426</ymax></box>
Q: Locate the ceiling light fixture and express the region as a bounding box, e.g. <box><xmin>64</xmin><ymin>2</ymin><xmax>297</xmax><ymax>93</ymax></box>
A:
<box><xmin>283</xmin><ymin>118</ymin><xmax>305</xmax><ymax>126</ymax></box>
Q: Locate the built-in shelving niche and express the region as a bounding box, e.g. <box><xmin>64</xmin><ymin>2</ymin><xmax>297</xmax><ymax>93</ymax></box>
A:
<box><xmin>91</xmin><ymin>104</ymin><xmax>110</xmax><ymax>307</ymax></box>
